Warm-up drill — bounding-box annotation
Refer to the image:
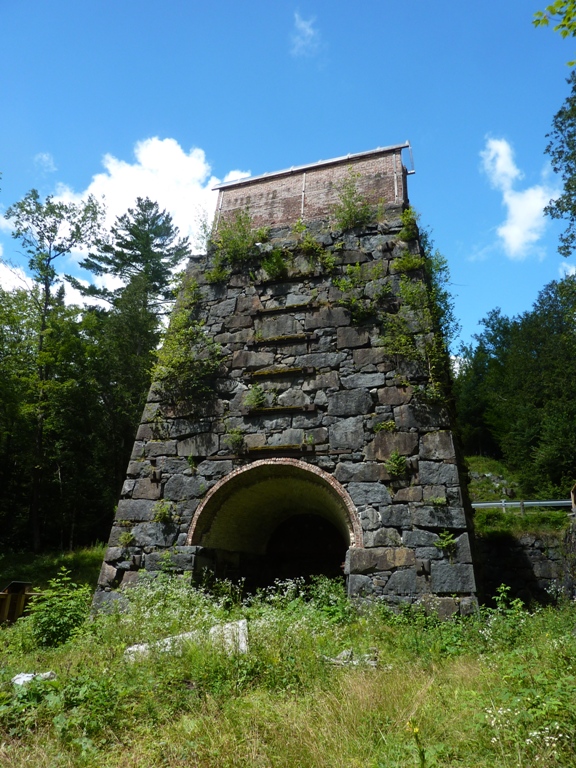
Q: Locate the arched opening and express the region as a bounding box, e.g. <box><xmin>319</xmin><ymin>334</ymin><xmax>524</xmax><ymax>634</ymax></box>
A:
<box><xmin>187</xmin><ymin>459</ymin><xmax>360</xmax><ymax>588</ymax></box>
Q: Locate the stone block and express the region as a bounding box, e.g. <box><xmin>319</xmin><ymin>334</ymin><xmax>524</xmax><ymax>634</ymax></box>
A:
<box><xmin>120</xmin><ymin>571</ymin><xmax>141</xmax><ymax>586</ymax></box>
<box><xmin>419</xmin><ymin>595</ymin><xmax>459</xmax><ymax>620</ymax></box>
<box><xmin>341</xmin><ymin>373</ymin><xmax>386</xmax><ymax>389</ymax></box>
<box><xmin>231</xmin><ymin>350</ymin><xmax>275</xmax><ymax>370</ymax></box>
<box><xmin>364</xmin><ymin>527</ymin><xmax>403</xmax><ymax>548</ymax></box>
<box><xmin>456</xmin><ymin>533</ymin><xmax>473</xmax><ymax>564</ymax></box>
<box><xmin>145</xmin><ymin>440</ymin><xmax>178</xmax><ymax>457</ymax></box>
<box><xmin>403</xmin><ymin>529</ymin><xmax>439</xmax><ymax>547</ymax></box>
<box><xmin>277</xmin><ymin>389</ymin><xmax>310</xmax><ymax>407</ymax></box>
<box><xmin>430</xmin><ymin>563</ymin><xmax>476</xmax><ymax>593</ymax></box>
<box><xmin>305</xmin><ymin>306</ymin><xmax>350</xmax><ymax>329</ymax></box>
<box><xmin>116</xmin><ymin>499</ymin><xmax>157</xmax><ymax>522</ymax></box>
<box><xmin>302</xmin><ymin>371</ymin><xmax>340</xmax><ymax>392</ymax></box>
<box><xmin>378</xmin><ymin>386</ymin><xmax>412</xmax><ymax>405</ymax></box>
<box><xmin>379</xmin><ymin>504</ymin><xmax>411</xmax><ymax>527</ymax></box>
<box><xmin>105</xmin><ymin>547</ymin><xmax>124</xmax><ymax>562</ymax></box>
<box><xmin>394</xmin><ymin>404</ymin><xmax>419</xmax><ymax>430</ymax></box>
<box><xmin>98</xmin><ymin>562</ymin><xmax>118</xmax><ymax>587</ymax></box>
<box><xmin>132</xmin><ymin>522</ymin><xmax>179</xmax><ymax>548</ymax></box>
<box><xmin>163</xmin><ymin>474</ymin><xmax>206</xmax><ymax>501</ymax></box>
<box><xmin>121</xmin><ymin>479</ymin><xmax>136</xmax><ymax>496</ymax></box>
<box><xmin>158</xmin><ymin>457</ymin><xmax>189</xmax><ymax>474</ymax></box>
<box><xmin>347</xmin><ymin>546</ymin><xmax>414</xmax><ymax>574</ymax></box>
<box><xmin>177</xmin><ymin>433</ymin><xmax>219</xmax><ymax>457</ymax></box>
<box><xmin>419</xmin><ymin>431</ymin><xmax>455</xmax><ymax>461</ymax></box>
<box><xmin>244</xmin><ymin>433</ymin><xmax>266</xmax><ymax>448</ymax></box>
<box><xmin>347</xmin><ymin>574</ymin><xmax>374</xmax><ymax>597</ymax></box>
<box><xmin>132</xmin><ymin>478</ymin><xmax>162</xmax><ymax>500</ymax></box>
<box><xmin>328</xmin><ymin>389</ymin><xmax>373</xmax><ymax>416</ymax></box>
<box><xmin>353</xmin><ymin>348</ymin><xmax>394</xmax><ymax>368</ymax></box>
<box><xmin>269</xmin><ymin>428</ymin><xmax>304</xmax><ymax>446</ymax></box>
<box><xmin>299</xmin><ymin>352</ymin><xmax>347</xmax><ymax>369</ymax></box>
<box><xmin>394</xmin><ymin>486</ymin><xmax>423</xmax><ymax>502</ymax></box>
<box><xmin>337</xmin><ymin>327</ymin><xmax>369</xmax><ymax>349</ymax></box>
<box><xmin>364</xmin><ymin>431</ymin><xmax>418</xmax><ymax>461</ymax></box>
<box><xmin>383</xmin><ymin>569</ymin><xmax>417</xmax><ymax>595</ymax></box>
<box><xmin>195</xmin><ymin>460</ymin><xmax>234</xmax><ymax>479</ymax></box>
<box><xmin>329</xmin><ymin>416</ymin><xmax>364</xmax><ymax>450</ymax></box>
<box><xmin>418</xmin><ymin>461</ymin><xmax>459</xmax><ymax>486</ymax></box>
<box><xmin>335</xmin><ymin>462</ymin><xmax>385</xmax><ymax>483</ymax></box>
<box><xmin>410</xmin><ymin>505</ymin><xmax>467</xmax><ymax>529</ymax></box>
<box><xmin>359</xmin><ymin>505</ymin><xmax>382</xmax><ymax>531</ymax></box>
<box><xmin>347</xmin><ymin>482</ymin><xmax>392</xmax><ymax>507</ymax></box>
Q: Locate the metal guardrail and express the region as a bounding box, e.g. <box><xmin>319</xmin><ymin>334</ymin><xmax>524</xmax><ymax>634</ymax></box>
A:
<box><xmin>472</xmin><ymin>499</ymin><xmax>573</xmax><ymax>511</ymax></box>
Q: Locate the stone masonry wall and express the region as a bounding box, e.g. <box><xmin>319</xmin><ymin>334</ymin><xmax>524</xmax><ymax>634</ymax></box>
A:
<box><xmin>96</xmin><ymin>199</ymin><xmax>478</xmax><ymax>616</ymax></box>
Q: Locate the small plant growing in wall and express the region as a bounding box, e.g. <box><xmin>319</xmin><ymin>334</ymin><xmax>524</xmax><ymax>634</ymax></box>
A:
<box><xmin>152</xmin><ymin>500</ymin><xmax>174</xmax><ymax>524</ymax></box>
<box><xmin>434</xmin><ymin>530</ymin><xmax>457</xmax><ymax>562</ymax></box>
<box><xmin>332</xmin><ymin>167</ymin><xmax>372</xmax><ymax>231</ymax></box>
<box><xmin>374</xmin><ymin>420</ymin><xmax>396</xmax><ymax>433</ymax></box>
<box><xmin>152</xmin><ymin>274</ymin><xmax>225</xmax><ymax>412</ymax></box>
<box><xmin>243</xmin><ymin>384</ymin><xmax>267</xmax><ymax>410</ymax></box>
<box><xmin>261</xmin><ymin>248</ymin><xmax>290</xmax><ymax>280</ymax></box>
<box><xmin>384</xmin><ymin>450</ymin><xmax>408</xmax><ymax>478</ymax></box>
<box><xmin>398</xmin><ymin>206</ymin><xmax>419</xmax><ymax>241</ymax></box>
<box><xmin>224</xmin><ymin>426</ymin><xmax>245</xmax><ymax>454</ymax></box>
<box><xmin>118</xmin><ymin>531</ymin><xmax>135</xmax><ymax>548</ymax></box>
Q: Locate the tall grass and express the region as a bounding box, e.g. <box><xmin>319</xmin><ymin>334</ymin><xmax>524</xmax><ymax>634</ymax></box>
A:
<box><xmin>1</xmin><ymin>575</ymin><xmax>576</xmax><ymax>767</ymax></box>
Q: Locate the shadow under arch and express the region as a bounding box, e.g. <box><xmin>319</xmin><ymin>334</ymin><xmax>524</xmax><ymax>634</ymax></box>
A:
<box><xmin>187</xmin><ymin>458</ymin><xmax>362</xmax><ymax>586</ymax></box>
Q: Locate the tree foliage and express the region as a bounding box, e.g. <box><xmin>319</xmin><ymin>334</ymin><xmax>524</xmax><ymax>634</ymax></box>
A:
<box><xmin>73</xmin><ymin>196</ymin><xmax>190</xmax><ymax>309</ymax></box>
<box><xmin>0</xmin><ymin>192</ymin><xmax>183</xmax><ymax>550</ymax></box>
<box><xmin>544</xmin><ymin>70</ymin><xmax>576</xmax><ymax>257</ymax></box>
<box><xmin>454</xmin><ymin>275</ymin><xmax>576</xmax><ymax>497</ymax></box>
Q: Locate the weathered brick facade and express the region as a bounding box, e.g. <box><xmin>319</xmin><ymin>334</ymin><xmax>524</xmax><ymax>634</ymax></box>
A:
<box><xmin>96</xmin><ymin>145</ymin><xmax>479</xmax><ymax>616</ymax></box>
<box><xmin>215</xmin><ymin>144</ymin><xmax>409</xmax><ymax>229</ymax></box>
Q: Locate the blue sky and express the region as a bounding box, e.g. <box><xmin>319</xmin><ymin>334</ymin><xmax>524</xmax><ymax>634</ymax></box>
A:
<box><xmin>0</xmin><ymin>0</ymin><xmax>574</xmax><ymax>347</ymax></box>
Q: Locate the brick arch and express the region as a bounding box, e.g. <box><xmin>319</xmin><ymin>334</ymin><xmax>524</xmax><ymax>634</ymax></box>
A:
<box><xmin>186</xmin><ymin>458</ymin><xmax>363</xmax><ymax>553</ymax></box>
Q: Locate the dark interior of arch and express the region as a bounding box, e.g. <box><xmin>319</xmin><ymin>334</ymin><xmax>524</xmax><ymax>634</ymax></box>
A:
<box><xmin>190</xmin><ymin>464</ymin><xmax>352</xmax><ymax>589</ymax></box>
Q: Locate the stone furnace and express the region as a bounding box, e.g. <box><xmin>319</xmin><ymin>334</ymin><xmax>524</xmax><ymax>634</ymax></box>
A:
<box><xmin>96</xmin><ymin>143</ymin><xmax>478</xmax><ymax>616</ymax></box>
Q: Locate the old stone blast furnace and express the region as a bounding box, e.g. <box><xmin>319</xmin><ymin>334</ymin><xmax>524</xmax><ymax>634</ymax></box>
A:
<box><xmin>96</xmin><ymin>143</ymin><xmax>478</xmax><ymax>617</ymax></box>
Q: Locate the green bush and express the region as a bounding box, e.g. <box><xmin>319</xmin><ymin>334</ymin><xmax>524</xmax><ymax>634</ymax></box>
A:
<box><xmin>28</xmin><ymin>568</ymin><xmax>91</xmax><ymax>647</ymax></box>
<box><xmin>332</xmin><ymin>168</ymin><xmax>372</xmax><ymax>231</ymax></box>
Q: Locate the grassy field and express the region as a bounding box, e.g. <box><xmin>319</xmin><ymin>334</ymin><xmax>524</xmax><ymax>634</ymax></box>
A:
<box><xmin>1</xmin><ymin>571</ymin><xmax>575</xmax><ymax>767</ymax></box>
<box><xmin>0</xmin><ymin>545</ymin><xmax>105</xmax><ymax>591</ymax></box>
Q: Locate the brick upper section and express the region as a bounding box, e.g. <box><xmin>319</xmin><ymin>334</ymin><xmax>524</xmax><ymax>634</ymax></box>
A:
<box><xmin>213</xmin><ymin>145</ymin><xmax>410</xmax><ymax>229</ymax></box>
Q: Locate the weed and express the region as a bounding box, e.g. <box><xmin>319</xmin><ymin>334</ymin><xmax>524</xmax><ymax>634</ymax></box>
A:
<box><xmin>27</xmin><ymin>568</ymin><xmax>91</xmax><ymax>647</ymax></box>
<box><xmin>385</xmin><ymin>450</ymin><xmax>408</xmax><ymax>478</ymax></box>
<box><xmin>393</xmin><ymin>252</ymin><xmax>426</xmax><ymax>272</ymax></box>
<box><xmin>152</xmin><ymin>274</ymin><xmax>225</xmax><ymax>410</ymax></box>
<box><xmin>434</xmin><ymin>530</ymin><xmax>457</xmax><ymax>562</ymax></box>
<box><xmin>152</xmin><ymin>500</ymin><xmax>173</xmax><ymax>524</ymax></box>
<box><xmin>261</xmin><ymin>248</ymin><xmax>289</xmax><ymax>279</ymax></box>
<box><xmin>118</xmin><ymin>531</ymin><xmax>135</xmax><ymax>548</ymax></box>
<box><xmin>332</xmin><ymin>167</ymin><xmax>372</xmax><ymax>231</ymax></box>
<box><xmin>374</xmin><ymin>420</ymin><xmax>396</xmax><ymax>433</ymax></box>
<box><xmin>398</xmin><ymin>206</ymin><xmax>419</xmax><ymax>241</ymax></box>
<box><xmin>243</xmin><ymin>384</ymin><xmax>267</xmax><ymax>410</ymax></box>
<box><xmin>224</xmin><ymin>426</ymin><xmax>244</xmax><ymax>454</ymax></box>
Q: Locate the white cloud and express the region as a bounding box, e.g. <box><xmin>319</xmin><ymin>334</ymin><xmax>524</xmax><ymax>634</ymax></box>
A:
<box><xmin>56</xmin><ymin>137</ymin><xmax>249</xmax><ymax>253</ymax></box>
<box><xmin>1</xmin><ymin>138</ymin><xmax>249</xmax><ymax>304</ymax></box>
<box><xmin>480</xmin><ymin>137</ymin><xmax>559</xmax><ymax>260</ymax></box>
<box><xmin>291</xmin><ymin>12</ymin><xmax>321</xmax><ymax>57</ymax></box>
<box><xmin>559</xmin><ymin>262</ymin><xmax>576</xmax><ymax>278</ymax></box>
<box><xmin>34</xmin><ymin>152</ymin><xmax>57</xmax><ymax>173</ymax></box>
<box><xmin>0</xmin><ymin>260</ymin><xmax>34</xmax><ymax>292</ymax></box>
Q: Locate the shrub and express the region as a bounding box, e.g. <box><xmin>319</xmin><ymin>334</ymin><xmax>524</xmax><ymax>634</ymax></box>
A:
<box><xmin>28</xmin><ymin>568</ymin><xmax>91</xmax><ymax>647</ymax></box>
<box><xmin>385</xmin><ymin>450</ymin><xmax>408</xmax><ymax>478</ymax></box>
<box><xmin>332</xmin><ymin>168</ymin><xmax>372</xmax><ymax>231</ymax></box>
